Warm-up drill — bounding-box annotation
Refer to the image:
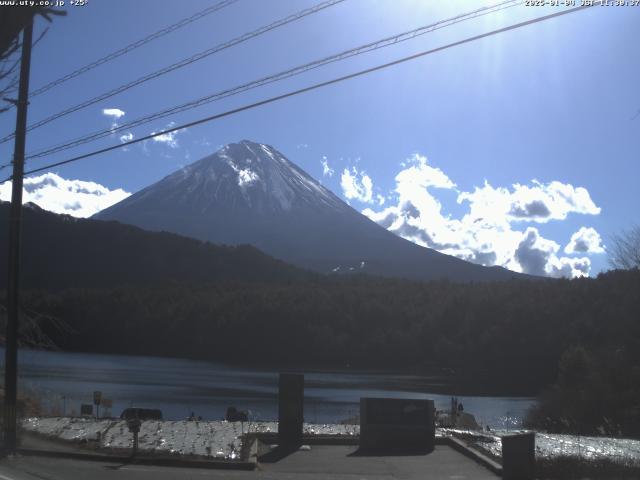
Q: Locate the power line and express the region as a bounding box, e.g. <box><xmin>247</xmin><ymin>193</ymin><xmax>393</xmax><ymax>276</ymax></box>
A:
<box><xmin>29</xmin><ymin>0</ymin><xmax>239</xmax><ymax>99</ymax></box>
<box><xmin>0</xmin><ymin>0</ymin><xmax>346</xmax><ymax>144</ymax></box>
<box><xmin>4</xmin><ymin>3</ymin><xmax>593</xmax><ymax>182</ymax></box>
<box><xmin>24</xmin><ymin>0</ymin><xmax>522</xmax><ymax>162</ymax></box>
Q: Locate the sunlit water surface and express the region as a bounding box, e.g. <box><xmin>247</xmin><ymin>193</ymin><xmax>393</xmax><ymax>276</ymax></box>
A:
<box><xmin>10</xmin><ymin>348</ymin><xmax>533</xmax><ymax>428</ymax></box>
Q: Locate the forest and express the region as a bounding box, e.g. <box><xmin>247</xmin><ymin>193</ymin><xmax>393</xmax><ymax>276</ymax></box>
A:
<box><xmin>14</xmin><ymin>269</ymin><xmax>640</xmax><ymax>437</ymax></box>
<box><xmin>2</xmin><ymin>203</ymin><xmax>640</xmax><ymax>437</ymax></box>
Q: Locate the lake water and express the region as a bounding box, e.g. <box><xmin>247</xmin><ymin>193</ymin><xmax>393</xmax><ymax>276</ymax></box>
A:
<box><xmin>8</xmin><ymin>348</ymin><xmax>534</xmax><ymax>429</ymax></box>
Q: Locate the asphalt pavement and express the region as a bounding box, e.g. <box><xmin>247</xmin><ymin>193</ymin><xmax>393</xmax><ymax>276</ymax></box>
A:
<box><xmin>0</xmin><ymin>444</ymin><xmax>499</xmax><ymax>480</ymax></box>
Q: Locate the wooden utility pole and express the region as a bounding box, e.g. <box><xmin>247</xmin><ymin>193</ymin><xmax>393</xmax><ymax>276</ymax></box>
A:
<box><xmin>4</xmin><ymin>17</ymin><xmax>34</xmax><ymax>453</ymax></box>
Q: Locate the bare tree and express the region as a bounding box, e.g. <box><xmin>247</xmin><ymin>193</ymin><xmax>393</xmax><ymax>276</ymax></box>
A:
<box><xmin>608</xmin><ymin>225</ymin><xmax>640</xmax><ymax>270</ymax></box>
<box><xmin>0</xmin><ymin>304</ymin><xmax>74</xmax><ymax>350</ymax></box>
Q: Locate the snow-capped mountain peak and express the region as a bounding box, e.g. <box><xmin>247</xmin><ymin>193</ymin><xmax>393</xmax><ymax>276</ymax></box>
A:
<box><xmin>95</xmin><ymin>140</ymin><xmax>525</xmax><ymax>282</ymax></box>
<box><xmin>158</xmin><ymin>140</ymin><xmax>345</xmax><ymax>213</ymax></box>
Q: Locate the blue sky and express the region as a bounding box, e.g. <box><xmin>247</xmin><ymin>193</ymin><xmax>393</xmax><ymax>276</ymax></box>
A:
<box><xmin>1</xmin><ymin>0</ymin><xmax>638</xmax><ymax>277</ymax></box>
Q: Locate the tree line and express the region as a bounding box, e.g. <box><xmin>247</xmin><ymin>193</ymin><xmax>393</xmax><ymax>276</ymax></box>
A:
<box><xmin>11</xmin><ymin>268</ymin><xmax>640</xmax><ymax>436</ymax></box>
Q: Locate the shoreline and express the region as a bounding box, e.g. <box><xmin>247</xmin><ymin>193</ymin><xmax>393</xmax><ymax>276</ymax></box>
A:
<box><xmin>9</xmin><ymin>346</ymin><xmax>542</xmax><ymax>397</ymax></box>
<box><xmin>20</xmin><ymin>416</ymin><xmax>640</xmax><ymax>467</ymax></box>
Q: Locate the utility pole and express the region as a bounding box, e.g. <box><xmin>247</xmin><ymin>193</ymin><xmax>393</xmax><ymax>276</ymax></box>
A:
<box><xmin>4</xmin><ymin>17</ymin><xmax>34</xmax><ymax>453</ymax></box>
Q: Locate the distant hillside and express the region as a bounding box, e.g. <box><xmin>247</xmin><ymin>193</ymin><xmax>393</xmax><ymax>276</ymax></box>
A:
<box><xmin>2</xmin><ymin>200</ymin><xmax>639</xmax><ymax>406</ymax></box>
<box><xmin>14</xmin><ymin>267</ymin><xmax>640</xmax><ymax>398</ymax></box>
<box><xmin>0</xmin><ymin>201</ymin><xmax>313</xmax><ymax>290</ymax></box>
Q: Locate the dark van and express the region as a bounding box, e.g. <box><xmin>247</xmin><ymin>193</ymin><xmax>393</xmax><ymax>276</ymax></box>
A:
<box><xmin>120</xmin><ymin>408</ymin><xmax>162</xmax><ymax>421</ymax></box>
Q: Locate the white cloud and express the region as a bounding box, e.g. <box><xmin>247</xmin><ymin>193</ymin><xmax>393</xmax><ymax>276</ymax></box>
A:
<box><xmin>514</xmin><ymin>227</ymin><xmax>559</xmax><ymax>276</ymax></box>
<box><xmin>0</xmin><ymin>173</ymin><xmax>130</xmax><ymax>218</ymax></box>
<box><xmin>397</xmin><ymin>154</ymin><xmax>456</xmax><ymax>190</ymax></box>
<box><xmin>459</xmin><ymin>180</ymin><xmax>600</xmax><ymax>224</ymax></box>
<box><xmin>548</xmin><ymin>256</ymin><xmax>591</xmax><ymax>279</ymax></box>
<box><xmin>321</xmin><ymin>156</ymin><xmax>334</xmax><ymax>177</ymax></box>
<box><xmin>103</xmin><ymin>108</ymin><xmax>126</xmax><ymax>134</ymax></box>
<box><xmin>153</xmin><ymin>131</ymin><xmax>180</xmax><ymax>148</ymax></box>
<box><xmin>361</xmin><ymin>154</ymin><xmax>602</xmax><ymax>278</ymax></box>
<box><xmin>119</xmin><ymin>132</ymin><xmax>134</xmax><ymax>151</ymax></box>
<box><xmin>151</xmin><ymin>122</ymin><xmax>185</xmax><ymax>149</ymax></box>
<box><xmin>362</xmin><ymin>154</ymin><xmax>462</xmax><ymax>257</ymax></box>
<box><xmin>564</xmin><ymin>227</ymin><xmax>605</xmax><ymax>254</ymax></box>
<box><xmin>340</xmin><ymin>167</ymin><xmax>373</xmax><ymax>203</ymax></box>
<box><xmin>514</xmin><ymin>227</ymin><xmax>589</xmax><ymax>278</ymax></box>
<box><xmin>102</xmin><ymin>108</ymin><xmax>125</xmax><ymax>119</ymax></box>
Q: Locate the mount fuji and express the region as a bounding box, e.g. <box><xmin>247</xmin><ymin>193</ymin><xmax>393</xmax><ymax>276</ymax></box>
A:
<box><xmin>95</xmin><ymin>140</ymin><xmax>524</xmax><ymax>282</ymax></box>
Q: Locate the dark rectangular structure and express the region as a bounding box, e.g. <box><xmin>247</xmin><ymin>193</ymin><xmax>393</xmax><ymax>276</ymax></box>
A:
<box><xmin>502</xmin><ymin>432</ymin><xmax>535</xmax><ymax>480</ymax></box>
<box><xmin>80</xmin><ymin>404</ymin><xmax>93</xmax><ymax>416</ymax></box>
<box><xmin>360</xmin><ymin>397</ymin><xmax>435</xmax><ymax>452</ymax></box>
<box><xmin>278</xmin><ymin>373</ymin><xmax>304</xmax><ymax>445</ymax></box>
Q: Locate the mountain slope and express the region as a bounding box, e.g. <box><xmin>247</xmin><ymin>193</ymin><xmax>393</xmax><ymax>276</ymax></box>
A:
<box><xmin>95</xmin><ymin>140</ymin><xmax>526</xmax><ymax>282</ymax></box>
<box><xmin>0</xmin><ymin>201</ymin><xmax>312</xmax><ymax>290</ymax></box>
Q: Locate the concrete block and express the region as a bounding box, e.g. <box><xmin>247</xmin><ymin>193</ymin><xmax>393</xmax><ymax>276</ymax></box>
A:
<box><xmin>278</xmin><ymin>373</ymin><xmax>304</xmax><ymax>446</ymax></box>
<box><xmin>360</xmin><ymin>397</ymin><xmax>435</xmax><ymax>452</ymax></box>
<box><xmin>502</xmin><ymin>432</ymin><xmax>535</xmax><ymax>480</ymax></box>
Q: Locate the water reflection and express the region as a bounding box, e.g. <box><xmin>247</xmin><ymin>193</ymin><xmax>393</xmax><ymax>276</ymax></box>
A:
<box><xmin>11</xmin><ymin>348</ymin><xmax>534</xmax><ymax>428</ymax></box>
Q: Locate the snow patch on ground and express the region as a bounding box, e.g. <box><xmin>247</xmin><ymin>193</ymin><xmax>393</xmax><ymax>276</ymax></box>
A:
<box><xmin>23</xmin><ymin>418</ymin><xmax>640</xmax><ymax>464</ymax></box>
<box><xmin>21</xmin><ymin>417</ymin><xmax>358</xmax><ymax>460</ymax></box>
<box><xmin>236</xmin><ymin>168</ymin><xmax>260</xmax><ymax>188</ymax></box>
<box><xmin>442</xmin><ymin>428</ymin><xmax>640</xmax><ymax>462</ymax></box>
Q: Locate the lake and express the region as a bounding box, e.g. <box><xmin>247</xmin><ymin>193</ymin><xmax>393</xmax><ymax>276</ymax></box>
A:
<box><xmin>8</xmin><ymin>348</ymin><xmax>534</xmax><ymax>428</ymax></box>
